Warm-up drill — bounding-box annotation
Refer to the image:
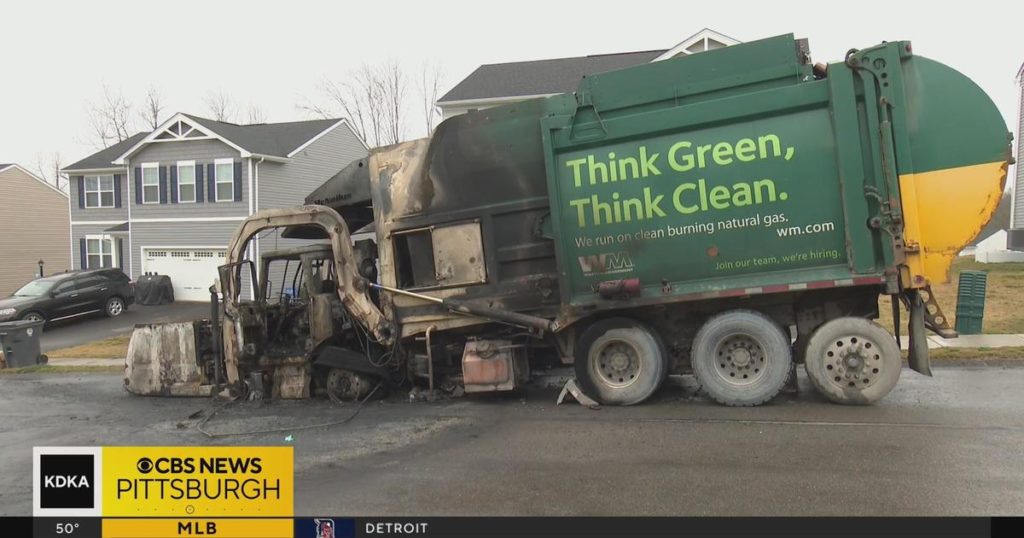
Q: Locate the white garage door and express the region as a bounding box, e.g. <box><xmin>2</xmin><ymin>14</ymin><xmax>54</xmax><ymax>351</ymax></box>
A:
<box><xmin>143</xmin><ymin>248</ymin><xmax>225</xmax><ymax>301</ymax></box>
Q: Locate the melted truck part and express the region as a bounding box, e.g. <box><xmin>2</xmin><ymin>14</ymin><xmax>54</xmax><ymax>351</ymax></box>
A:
<box><xmin>124</xmin><ymin>322</ymin><xmax>214</xmax><ymax>396</ymax></box>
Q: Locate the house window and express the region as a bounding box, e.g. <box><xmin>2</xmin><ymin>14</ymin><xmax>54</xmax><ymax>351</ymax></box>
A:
<box><xmin>215</xmin><ymin>159</ymin><xmax>234</xmax><ymax>202</ymax></box>
<box><xmin>86</xmin><ymin>235</ymin><xmax>115</xmax><ymax>268</ymax></box>
<box><xmin>177</xmin><ymin>160</ymin><xmax>196</xmax><ymax>203</ymax></box>
<box><xmin>142</xmin><ymin>163</ymin><xmax>160</xmax><ymax>204</ymax></box>
<box><xmin>84</xmin><ymin>175</ymin><xmax>115</xmax><ymax>208</ymax></box>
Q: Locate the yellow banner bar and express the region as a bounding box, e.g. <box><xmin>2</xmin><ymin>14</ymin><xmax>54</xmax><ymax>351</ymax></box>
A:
<box><xmin>102</xmin><ymin>446</ymin><xmax>294</xmax><ymax>517</ymax></box>
<box><xmin>102</xmin><ymin>518</ymin><xmax>293</xmax><ymax>538</ymax></box>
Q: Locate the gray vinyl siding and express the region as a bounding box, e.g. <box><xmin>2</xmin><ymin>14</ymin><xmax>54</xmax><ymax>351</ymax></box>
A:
<box><xmin>68</xmin><ymin>169</ymin><xmax>129</xmax><ymax>223</ymax></box>
<box><xmin>257</xmin><ymin>121</ymin><xmax>366</xmax><ymax>210</ymax></box>
<box><xmin>256</xmin><ymin>122</ymin><xmax>366</xmax><ymax>297</ymax></box>
<box><xmin>131</xmin><ymin>220</ymin><xmax>250</xmax><ymax>297</ymax></box>
<box><xmin>70</xmin><ymin>224</ymin><xmax>125</xmax><ymax>272</ymax></box>
<box><xmin>1014</xmin><ymin>82</ymin><xmax>1024</xmax><ymax>228</ymax></box>
<box><xmin>0</xmin><ymin>168</ymin><xmax>71</xmax><ymax>295</ymax></box>
<box><xmin>130</xmin><ymin>139</ymin><xmax>249</xmax><ymax>219</ymax></box>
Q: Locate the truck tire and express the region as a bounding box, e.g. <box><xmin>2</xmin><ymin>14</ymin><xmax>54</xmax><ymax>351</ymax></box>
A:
<box><xmin>804</xmin><ymin>317</ymin><xmax>900</xmax><ymax>405</ymax></box>
<box><xmin>574</xmin><ymin>317</ymin><xmax>667</xmax><ymax>405</ymax></box>
<box><xmin>691</xmin><ymin>310</ymin><xmax>792</xmax><ymax>406</ymax></box>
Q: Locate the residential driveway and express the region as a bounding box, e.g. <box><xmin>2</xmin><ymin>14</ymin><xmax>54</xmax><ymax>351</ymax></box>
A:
<box><xmin>0</xmin><ymin>365</ymin><xmax>1022</xmax><ymax>516</ymax></box>
<box><xmin>39</xmin><ymin>301</ymin><xmax>210</xmax><ymax>352</ymax></box>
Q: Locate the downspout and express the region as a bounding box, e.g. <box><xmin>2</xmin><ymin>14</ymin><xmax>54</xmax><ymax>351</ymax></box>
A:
<box><xmin>66</xmin><ymin>177</ymin><xmax>73</xmax><ymax>272</ymax></box>
<box><xmin>126</xmin><ymin>158</ymin><xmax>133</xmax><ymax>278</ymax></box>
<box><xmin>247</xmin><ymin>157</ymin><xmax>255</xmax><ymax>301</ymax></box>
<box><xmin>253</xmin><ymin>157</ymin><xmax>265</xmax><ymax>297</ymax></box>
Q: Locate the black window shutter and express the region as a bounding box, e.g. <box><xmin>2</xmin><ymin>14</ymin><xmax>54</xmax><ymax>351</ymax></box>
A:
<box><xmin>170</xmin><ymin>165</ymin><xmax>178</xmax><ymax>203</ymax></box>
<box><xmin>233</xmin><ymin>161</ymin><xmax>243</xmax><ymax>202</ymax></box>
<box><xmin>158</xmin><ymin>166</ymin><xmax>168</xmax><ymax>204</ymax></box>
<box><xmin>207</xmin><ymin>163</ymin><xmax>216</xmax><ymax>201</ymax></box>
<box><xmin>195</xmin><ymin>164</ymin><xmax>204</xmax><ymax>203</ymax></box>
<box><xmin>134</xmin><ymin>167</ymin><xmax>142</xmax><ymax>204</ymax></box>
<box><xmin>116</xmin><ymin>238</ymin><xmax>124</xmax><ymax>270</ymax></box>
<box><xmin>79</xmin><ymin>238</ymin><xmax>87</xmax><ymax>269</ymax></box>
<box><xmin>113</xmin><ymin>174</ymin><xmax>122</xmax><ymax>207</ymax></box>
<box><xmin>76</xmin><ymin>176</ymin><xmax>85</xmax><ymax>208</ymax></box>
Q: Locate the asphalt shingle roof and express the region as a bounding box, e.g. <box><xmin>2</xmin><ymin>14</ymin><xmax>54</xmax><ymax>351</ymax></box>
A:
<box><xmin>0</xmin><ymin>163</ymin><xmax>12</xmax><ymax>169</ymax></box>
<box><xmin>438</xmin><ymin>49</ymin><xmax>665</xmax><ymax>102</ymax></box>
<box><xmin>64</xmin><ymin>116</ymin><xmax>346</xmax><ymax>172</ymax></box>
<box><xmin>64</xmin><ymin>133</ymin><xmax>148</xmax><ymax>171</ymax></box>
<box><xmin>183</xmin><ymin>114</ymin><xmax>342</xmax><ymax>157</ymax></box>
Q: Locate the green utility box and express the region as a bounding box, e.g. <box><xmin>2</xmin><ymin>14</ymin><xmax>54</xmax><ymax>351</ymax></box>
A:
<box><xmin>955</xmin><ymin>270</ymin><xmax>988</xmax><ymax>334</ymax></box>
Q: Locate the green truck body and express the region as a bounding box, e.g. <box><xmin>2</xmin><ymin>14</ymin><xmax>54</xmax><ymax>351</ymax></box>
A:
<box><xmin>536</xmin><ymin>34</ymin><xmax>1008</xmax><ymax>310</ymax></box>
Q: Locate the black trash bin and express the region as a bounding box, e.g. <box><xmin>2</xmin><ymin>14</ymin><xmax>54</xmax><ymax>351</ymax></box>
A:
<box><xmin>0</xmin><ymin>319</ymin><xmax>46</xmax><ymax>368</ymax></box>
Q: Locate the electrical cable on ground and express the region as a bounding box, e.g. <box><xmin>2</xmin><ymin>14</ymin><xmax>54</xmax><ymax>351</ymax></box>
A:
<box><xmin>196</xmin><ymin>382</ymin><xmax>382</xmax><ymax>438</ymax></box>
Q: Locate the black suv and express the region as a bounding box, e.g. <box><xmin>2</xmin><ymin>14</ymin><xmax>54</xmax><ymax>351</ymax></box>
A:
<box><xmin>0</xmin><ymin>269</ymin><xmax>134</xmax><ymax>324</ymax></box>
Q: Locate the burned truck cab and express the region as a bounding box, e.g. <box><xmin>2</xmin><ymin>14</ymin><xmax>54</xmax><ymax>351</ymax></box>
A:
<box><xmin>218</xmin><ymin>244</ymin><xmax>350</xmax><ymax>398</ymax></box>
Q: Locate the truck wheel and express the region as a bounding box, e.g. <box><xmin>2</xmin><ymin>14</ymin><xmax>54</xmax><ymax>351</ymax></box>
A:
<box><xmin>804</xmin><ymin>317</ymin><xmax>900</xmax><ymax>405</ymax></box>
<box><xmin>691</xmin><ymin>310</ymin><xmax>792</xmax><ymax>406</ymax></box>
<box><xmin>574</xmin><ymin>317</ymin><xmax>667</xmax><ymax>405</ymax></box>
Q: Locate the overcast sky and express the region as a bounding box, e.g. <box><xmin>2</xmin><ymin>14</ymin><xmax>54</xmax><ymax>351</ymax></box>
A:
<box><xmin>2</xmin><ymin>0</ymin><xmax>1021</xmax><ymax>180</ymax></box>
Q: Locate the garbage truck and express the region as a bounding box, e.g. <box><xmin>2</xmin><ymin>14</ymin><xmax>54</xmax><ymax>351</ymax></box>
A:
<box><xmin>125</xmin><ymin>34</ymin><xmax>1012</xmax><ymax>406</ymax></box>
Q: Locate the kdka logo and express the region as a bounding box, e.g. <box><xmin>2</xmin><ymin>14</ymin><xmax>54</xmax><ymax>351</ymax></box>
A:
<box><xmin>578</xmin><ymin>251</ymin><xmax>635</xmax><ymax>276</ymax></box>
<box><xmin>34</xmin><ymin>447</ymin><xmax>102</xmax><ymax>516</ymax></box>
<box><xmin>40</xmin><ymin>454</ymin><xmax>94</xmax><ymax>508</ymax></box>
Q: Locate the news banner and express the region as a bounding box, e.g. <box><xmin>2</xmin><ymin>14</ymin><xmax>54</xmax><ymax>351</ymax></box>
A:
<box><xmin>5</xmin><ymin>445</ymin><xmax>1019</xmax><ymax>538</ymax></box>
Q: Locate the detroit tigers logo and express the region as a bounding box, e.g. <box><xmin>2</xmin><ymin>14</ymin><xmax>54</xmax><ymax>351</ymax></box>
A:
<box><xmin>314</xmin><ymin>518</ymin><xmax>335</xmax><ymax>538</ymax></box>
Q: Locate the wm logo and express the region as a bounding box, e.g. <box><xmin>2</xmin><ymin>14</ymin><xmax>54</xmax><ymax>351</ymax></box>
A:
<box><xmin>577</xmin><ymin>252</ymin><xmax>635</xmax><ymax>275</ymax></box>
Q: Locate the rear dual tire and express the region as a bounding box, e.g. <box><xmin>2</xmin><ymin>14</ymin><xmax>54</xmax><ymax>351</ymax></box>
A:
<box><xmin>803</xmin><ymin>317</ymin><xmax>900</xmax><ymax>405</ymax></box>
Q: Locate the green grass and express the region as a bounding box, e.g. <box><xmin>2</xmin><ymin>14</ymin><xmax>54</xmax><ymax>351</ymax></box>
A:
<box><xmin>879</xmin><ymin>258</ymin><xmax>1024</xmax><ymax>335</ymax></box>
<box><xmin>45</xmin><ymin>334</ymin><xmax>130</xmax><ymax>359</ymax></box>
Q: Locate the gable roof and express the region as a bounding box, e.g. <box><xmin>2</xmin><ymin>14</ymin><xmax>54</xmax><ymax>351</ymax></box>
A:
<box><xmin>0</xmin><ymin>163</ymin><xmax>69</xmax><ymax>197</ymax></box>
<box><xmin>111</xmin><ymin>113</ymin><xmax>356</xmax><ymax>164</ymax></box>
<box><xmin>63</xmin><ymin>132</ymin><xmax>148</xmax><ymax>172</ymax></box>
<box><xmin>438</xmin><ymin>28</ymin><xmax>741</xmax><ymax>105</ymax></box>
<box><xmin>65</xmin><ymin>114</ymin><xmax>361</xmax><ymax>172</ymax></box>
<box><xmin>181</xmin><ymin>114</ymin><xmax>351</xmax><ymax>157</ymax></box>
<box><xmin>438</xmin><ymin>49</ymin><xmax>664</xmax><ymax>103</ymax></box>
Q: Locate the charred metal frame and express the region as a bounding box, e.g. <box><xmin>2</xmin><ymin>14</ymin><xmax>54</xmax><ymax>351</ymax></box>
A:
<box><xmin>219</xmin><ymin>206</ymin><xmax>392</xmax><ymax>383</ymax></box>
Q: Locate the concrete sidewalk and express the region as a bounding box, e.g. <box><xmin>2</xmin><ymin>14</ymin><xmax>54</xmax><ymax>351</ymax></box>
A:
<box><xmin>898</xmin><ymin>333</ymin><xmax>1024</xmax><ymax>349</ymax></box>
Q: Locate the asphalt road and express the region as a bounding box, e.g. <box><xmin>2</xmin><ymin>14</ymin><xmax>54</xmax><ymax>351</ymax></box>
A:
<box><xmin>39</xmin><ymin>301</ymin><xmax>210</xmax><ymax>352</ymax></box>
<box><xmin>1</xmin><ymin>365</ymin><xmax>1022</xmax><ymax>516</ymax></box>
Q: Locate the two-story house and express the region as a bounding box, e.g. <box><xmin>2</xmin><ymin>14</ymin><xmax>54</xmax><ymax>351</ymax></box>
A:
<box><xmin>62</xmin><ymin>113</ymin><xmax>367</xmax><ymax>300</ymax></box>
<box><xmin>0</xmin><ymin>163</ymin><xmax>71</xmax><ymax>295</ymax></box>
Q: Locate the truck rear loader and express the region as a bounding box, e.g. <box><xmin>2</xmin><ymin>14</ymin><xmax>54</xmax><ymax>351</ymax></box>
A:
<box><xmin>125</xmin><ymin>34</ymin><xmax>1012</xmax><ymax>406</ymax></box>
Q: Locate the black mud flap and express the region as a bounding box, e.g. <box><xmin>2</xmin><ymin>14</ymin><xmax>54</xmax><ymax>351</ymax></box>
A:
<box><xmin>907</xmin><ymin>290</ymin><xmax>933</xmax><ymax>377</ymax></box>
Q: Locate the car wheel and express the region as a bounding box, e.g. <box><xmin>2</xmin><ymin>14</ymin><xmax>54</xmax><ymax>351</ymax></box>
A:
<box><xmin>105</xmin><ymin>296</ymin><xmax>125</xmax><ymax>318</ymax></box>
<box><xmin>20</xmin><ymin>312</ymin><xmax>45</xmax><ymax>323</ymax></box>
<box><xmin>804</xmin><ymin>317</ymin><xmax>901</xmax><ymax>405</ymax></box>
<box><xmin>574</xmin><ymin>317</ymin><xmax>667</xmax><ymax>405</ymax></box>
<box><xmin>691</xmin><ymin>309</ymin><xmax>792</xmax><ymax>407</ymax></box>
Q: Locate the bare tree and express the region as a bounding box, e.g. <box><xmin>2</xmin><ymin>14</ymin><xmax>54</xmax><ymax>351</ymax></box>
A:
<box><xmin>380</xmin><ymin>59</ymin><xmax>407</xmax><ymax>145</ymax></box>
<box><xmin>140</xmin><ymin>86</ymin><xmax>165</xmax><ymax>129</ymax></box>
<box><xmin>86</xmin><ymin>85</ymin><xmax>135</xmax><ymax>148</ymax></box>
<box><xmin>418</xmin><ymin>62</ymin><xmax>444</xmax><ymax>136</ymax></box>
<box><xmin>204</xmin><ymin>90</ymin><xmax>236</xmax><ymax>122</ymax></box>
<box><xmin>245</xmin><ymin>104</ymin><xmax>267</xmax><ymax>124</ymax></box>
<box><xmin>300</xmin><ymin>60</ymin><xmax>417</xmax><ymax>148</ymax></box>
<box><xmin>34</xmin><ymin>152</ymin><xmax>68</xmax><ymax>191</ymax></box>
